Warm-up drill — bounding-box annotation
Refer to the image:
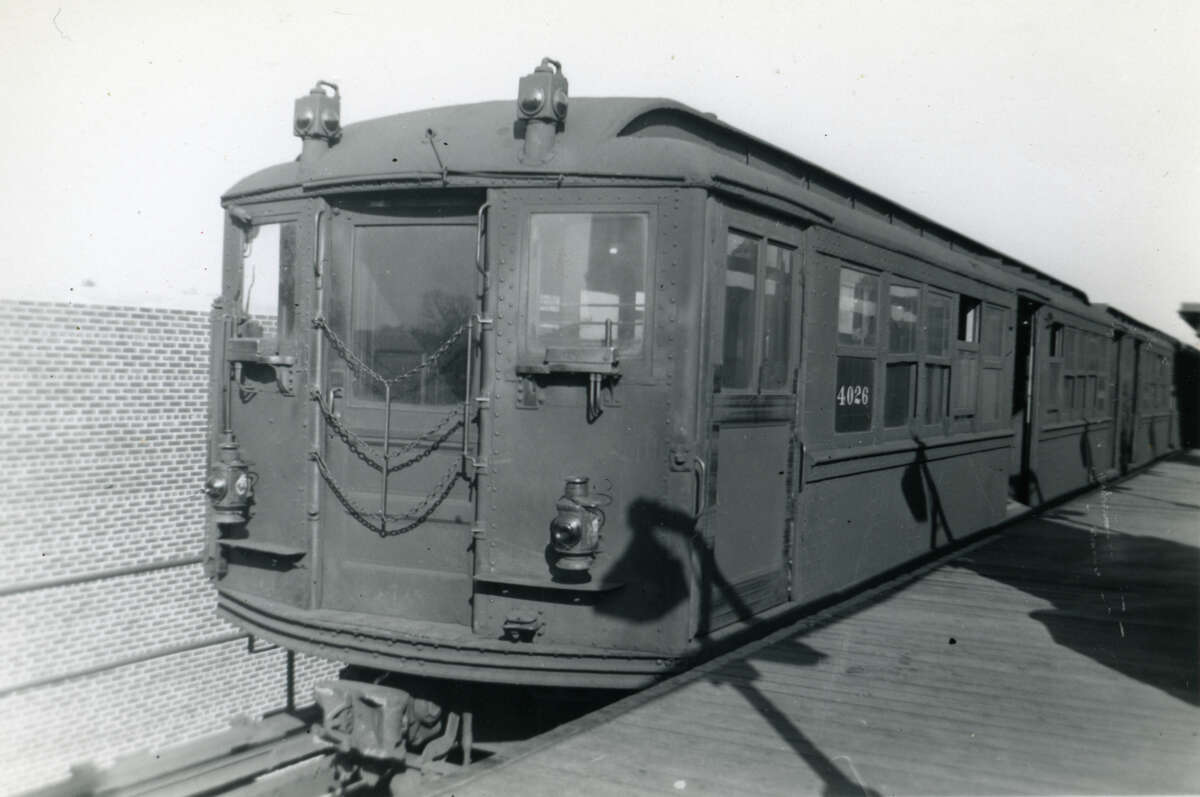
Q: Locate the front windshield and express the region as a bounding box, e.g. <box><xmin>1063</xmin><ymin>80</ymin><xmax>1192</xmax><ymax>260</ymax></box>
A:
<box><xmin>528</xmin><ymin>212</ymin><xmax>648</xmax><ymax>355</ymax></box>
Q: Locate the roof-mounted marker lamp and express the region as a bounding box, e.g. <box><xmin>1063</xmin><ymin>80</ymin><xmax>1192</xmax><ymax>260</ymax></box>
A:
<box><xmin>294</xmin><ymin>80</ymin><xmax>341</xmax><ymax>163</ymax></box>
<box><xmin>517</xmin><ymin>57</ymin><xmax>568</xmax><ymax>164</ymax></box>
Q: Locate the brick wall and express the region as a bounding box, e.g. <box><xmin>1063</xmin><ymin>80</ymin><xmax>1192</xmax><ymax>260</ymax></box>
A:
<box><xmin>0</xmin><ymin>300</ymin><xmax>340</xmax><ymax>794</ymax></box>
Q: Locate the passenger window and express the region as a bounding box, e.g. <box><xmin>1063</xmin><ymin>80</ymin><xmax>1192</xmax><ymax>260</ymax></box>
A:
<box><xmin>957</xmin><ymin>296</ymin><xmax>980</xmax><ymax>342</ymax></box>
<box><xmin>925</xmin><ymin>293</ymin><xmax>951</xmax><ymax>357</ymax></box>
<box><xmin>982</xmin><ymin>306</ymin><xmax>1004</xmax><ymax>357</ymax></box>
<box><xmin>1049</xmin><ymin>324</ymin><xmax>1064</xmax><ymax>358</ymax></box>
<box><xmin>351</xmin><ymin>223</ymin><xmax>476</xmax><ymax>404</ymax></box>
<box><xmin>953</xmin><ymin>295</ymin><xmax>981</xmax><ymax>416</ymax></box>
<box><xmin>838</xmin><ymin>268</ymin><xmax>879</xmax><ymax>347</ymax></box>
<box><xmin>242</xmin><ymin>221</ymin><xmax>299</xmax><ymax>335</ymax></box>
<box><xmin>1044</xmin><ymin>360</ymin><xmax>1062</xmax><ymax>418</ymax></box>
<box><xmin>980</xmin><ymin>368</ymin><xmax>1001</xmax><ymax>421</ymax></box>
<box><xmin>884</xmin><ymin>362</ymin><xmax>916</xmax><ymax>427</ymax></box>
<box><xmin>954</xmin><ymin>355</ymin><xmax>978</xmax><ymax>413</ymax></box>
<box><xmin>888</xmin><ymin>285</ymin><xmax>919</xmax><ymax>354</ymax></box>
<box><xmin>530</xmin><ymin>212</ymin><xmax>648</xmax><ymax>354</ymax></box>
<box><xmin>760</xmin><ymin>243</ymin><xmax>794</xmax><ymax>390</ymax></box>
<box><xmin>722</xmin><ymin>232</ymin><xmax>759</xmax><ymax>390</ymax></box>
<box><xmin>883</xmin><ymin>283</ymin><xmax>919</xmax><ymax>428</ymax></box>
<box><xmin>924</xmin><ymin>364</ymin><xmax>950</xmax><ymax>423</ymax></box>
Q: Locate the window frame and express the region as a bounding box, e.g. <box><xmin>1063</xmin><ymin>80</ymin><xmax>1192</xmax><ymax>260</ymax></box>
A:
<box><xmin>518</xmin><ymin>202</ymin><xmax>659</xmax><ymax>375</ymax></box>
<box><xmin>951</xmin><ymin>294</ymin><xmax>982</xmax><ymax>422</ymax></box>
<box><xmin>715</xmin><ymin>218</ymin><xmax>801</xmax><ymax>396</ymax></box>
<box><xmin>917</xmin><ymin>288</ymin><xmax>954</xmax><ymax>434</ymax></box>
<box><xmin>339</xmin><ymin>208</ymin><xmax>482</xmax><ymax>408</ymax></box>
<box><xmin>833</xmin><ymin>264</ymin><xmax>882</xmax><ymax>434</ymax></box>
<box><xmin>881</xmin><ymin>277</ymin><xmax>921</xmax><ymax>432</ymax></box>
<box><xmin>977</xmin><ymin>303</ymin><xmax>1008</xmax><ymax>427</ymax></box>
<box><xmin>227</xmin><ymin>201</ymin><xmax>307</xmax><ymax>352</ymax></box>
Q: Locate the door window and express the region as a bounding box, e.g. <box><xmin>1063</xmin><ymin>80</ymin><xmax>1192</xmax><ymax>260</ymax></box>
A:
<box><xmin>722</xmin><ymin>233</ymin><xmax>759</xmax><ymax>390</ymax></box>
<box><xmin>350</xmin><ymin>223</ymin><xmax>477</xmax><ymax>404</ymax></box>
<box><xmin>720</xmin><ymin>230</ymin><xmax>796</xmax><ymax>393</ymax></box>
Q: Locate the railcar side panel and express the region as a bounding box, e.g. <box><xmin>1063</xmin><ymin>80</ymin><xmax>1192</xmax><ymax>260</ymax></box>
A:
<box><xmin>794</xmin><ymin>227</ymin><xmax>1013</xmax><ymax>603</ymax></box>
<box><xmin>1026</xmin><ymin>304</ymin><xmax>1116</xmax><ymax>502</ymax></box>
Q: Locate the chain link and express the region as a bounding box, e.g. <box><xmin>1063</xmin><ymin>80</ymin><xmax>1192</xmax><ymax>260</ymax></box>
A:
<box><xmin>311</xmin><ymin>389</ymin><xmax>462</xmax><ymax>474</ymax></box>
<box><xmin>311</xmin><ymin>450</ymin><xmax>463</xmax><ymax>537</ymax></box>
<box><xmin>309</xmin><ymin>315</ymin><xmax>472</xmax><ymax>536</ymax></box>
<box><xmin>313</xmin><ymin>316</ymin><xmax>467</xmax><ymax>386</ymax></box>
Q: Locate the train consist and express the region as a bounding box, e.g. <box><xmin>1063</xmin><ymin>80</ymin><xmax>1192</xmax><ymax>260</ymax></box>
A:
<box><xmin>204</xmin><ymin>59</ymin><xmax>1194</xmax><ymax>773</ymax></box>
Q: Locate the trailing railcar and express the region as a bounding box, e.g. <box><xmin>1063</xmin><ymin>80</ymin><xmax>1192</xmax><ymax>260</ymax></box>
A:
<box><xmin>203</xmin><ymin>59</ymin><xmax>1184</xmax><ymax>769</ymax></box>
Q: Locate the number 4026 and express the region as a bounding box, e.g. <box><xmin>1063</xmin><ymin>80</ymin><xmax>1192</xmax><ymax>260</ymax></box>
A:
<box><xmin>836</xmin><ymin>384</ymin><xmax>870</xmax><ymax>406</ymax></box>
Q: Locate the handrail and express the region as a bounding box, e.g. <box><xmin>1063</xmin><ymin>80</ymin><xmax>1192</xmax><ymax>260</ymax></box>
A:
<box><xmin>462</xmin><ymin>314</ymin><xmax>475</xmax><ymax>472</ymax></box>
<box><xmin>0</xmin><ymin>556</ymin><xmax>203</xmax><ymax>598</ymax></box>
<box><xmin>0</xmin><ymin>632</ymin><xmax>247</xmax><ymax>699</ymax></box>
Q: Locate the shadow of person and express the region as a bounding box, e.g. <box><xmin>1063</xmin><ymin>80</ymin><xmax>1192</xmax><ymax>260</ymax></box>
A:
<box><xmin>711</xmin><ymin>654</ymin><xmax>882</xmax><ymax>796</ymax></box>
<box><xmin>589</xmin><ymin>497</ymin><xmax>692</xmax><ymax>623</ymax></box>
<box><xmin>901</xmin><ymin>435</ymin><xmax>954</xmax><ymax>549</ymax></box>
<box><xmin>600</xmin><ymin>498</ymin><xmax>881</xmax><ymax>793</ymax></box>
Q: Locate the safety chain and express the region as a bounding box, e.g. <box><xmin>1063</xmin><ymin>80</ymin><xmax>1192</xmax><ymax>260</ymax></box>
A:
<box><xmin>311</xmin><ymin>389</ymin><xmax>462</xmax><ymax>474</ymax></box>
<box><xmin>310</xmin><ymin>315</ymin><xmax>475</xmax><ymax>536</ymax></box>
<box><xmin>310</xmin><ymin>450</ymin><xmax>463</xmax><ymax>537</ymax></box>
<box><xmin>312</xmin><ymin>315</ymin><xmax>467</xmax><ymax>386</ymax></box>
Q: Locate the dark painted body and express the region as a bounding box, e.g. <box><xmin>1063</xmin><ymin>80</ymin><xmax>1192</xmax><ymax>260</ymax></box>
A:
<box><xmin>207</xmin><ymin>87</ymin><xmax>1188</xmax><ymax>691</ymax></box>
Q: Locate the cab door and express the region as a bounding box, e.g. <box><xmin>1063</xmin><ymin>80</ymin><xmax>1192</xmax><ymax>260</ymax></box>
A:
<box><xmin>316</xmin><ymin>196</ymin><xmax>482</xmax><ymax>624</ymax></box>
<box><xmin>700</xmin><ymin>202</ymin><xmax>804</xmax><ymax>632</ymax></box>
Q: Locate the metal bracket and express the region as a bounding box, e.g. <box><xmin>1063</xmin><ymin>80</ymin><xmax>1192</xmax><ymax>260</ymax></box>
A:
<box><xmin>516</xmin><ymin>375</ymin><xmax>541</xmax><ymax>409</ymax></box>
<box><xmin>502</xmin><ymin>611</ymin><xmax>545</xmax><ymax>642</ymax></box>
<box><xmin>668</xmin><ymin>445</ymin><xmax>694</xmax><ymax>472</ymax></box>
<box><xmin>461</xmin><ymin>455</ymin><xmax>489</xmax><ymax>476</ymax></box>
<box><xmin>227</xmin><ymin>337</ymin><xmax>298</xmax><ymax>396</ymax></box>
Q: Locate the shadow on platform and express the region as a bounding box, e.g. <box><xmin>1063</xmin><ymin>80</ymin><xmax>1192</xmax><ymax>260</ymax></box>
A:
<box><xmin>960</xmin><ymin>517</ymin><xmax>1199</xmax><ymax>706</ymax></box>
<box><xmin>598</xmin><ymin>497</ymin><xmax>882</xmax><ymax>795</ymax></box>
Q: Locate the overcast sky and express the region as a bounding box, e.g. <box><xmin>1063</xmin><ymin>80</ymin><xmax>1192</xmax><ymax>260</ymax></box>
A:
<box><xmin>1</xmin><ymin>0</ymin><xmax>1197</xmax><ymax>341</ymax></box>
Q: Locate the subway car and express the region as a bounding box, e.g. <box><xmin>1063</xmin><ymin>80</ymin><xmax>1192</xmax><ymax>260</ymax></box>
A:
<box><xmin>203</xmin><ymin>58</ymin><xmax>1188</xmax><ymax>770</ymax></box>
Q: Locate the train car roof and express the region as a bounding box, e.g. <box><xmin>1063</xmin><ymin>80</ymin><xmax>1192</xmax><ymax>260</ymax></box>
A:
<box><xmin>224</xmin><ymin>96</ymin><xmax>1091</xmax><ymax>306</ymax></box>
<box><xmin>1095</xmin><ymin>304</ymin><xmax>1180</xmax><ymax>348</ymax></box>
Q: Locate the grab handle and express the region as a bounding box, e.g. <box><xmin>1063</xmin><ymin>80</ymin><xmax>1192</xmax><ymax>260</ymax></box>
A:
<box><xmin>693</xmin><ymin>456</ymin><xmax>708</xmax><ymax>518</ymax></box>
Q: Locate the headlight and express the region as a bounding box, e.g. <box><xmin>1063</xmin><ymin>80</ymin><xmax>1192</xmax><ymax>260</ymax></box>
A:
<box><xmin>233</xmin><ymin>473</ymin><xmax>250</xmax><ymax>497</ymax></box>
<box><xmin>204</xmin><ymin>475</ymin><xmax>227</xmax><ymax>499</ymax></box>
<box><xmin>550</xmin><ymin>515</ymin><xmax>584</xmax><ymax>550</ymax></box>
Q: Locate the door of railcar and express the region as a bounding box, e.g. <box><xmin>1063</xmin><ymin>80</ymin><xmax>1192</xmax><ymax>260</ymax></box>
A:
<box><xmin>700</xmin><ymin>202</ymin><xmax>803</xmax><ymax>633</ymax></box>
<box><xmin>316</xmin><ymin>195</ymin><xmax>482</xmax><ymax>623</ymax></box>
<box><xmin>1117</xmin><ymin>335</ymin><xmax>1140</xmax><ymax>472</ymax></box>
<box><xmin>1009</xmin><ymin>296</ymin><xmax>1040</xmax><ymax>503</ymax></box>
<box><xmin>1106</xmin><ymin>331</ymin><xmax>1122</xmax><ymax>471</ymax></box>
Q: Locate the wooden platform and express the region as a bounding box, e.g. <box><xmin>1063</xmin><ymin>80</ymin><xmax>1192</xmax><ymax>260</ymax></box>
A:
<box><xmin>438</xmin><ymin>454</ymin><xmax>1200</xmax><ymax>796</ymax></box>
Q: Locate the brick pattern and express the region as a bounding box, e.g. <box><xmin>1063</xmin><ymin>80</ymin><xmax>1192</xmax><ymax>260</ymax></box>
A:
<box><xmin>0</xmin><ymin>301</ymin><xmax>339</xmax><ymax>795</ymax></box>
